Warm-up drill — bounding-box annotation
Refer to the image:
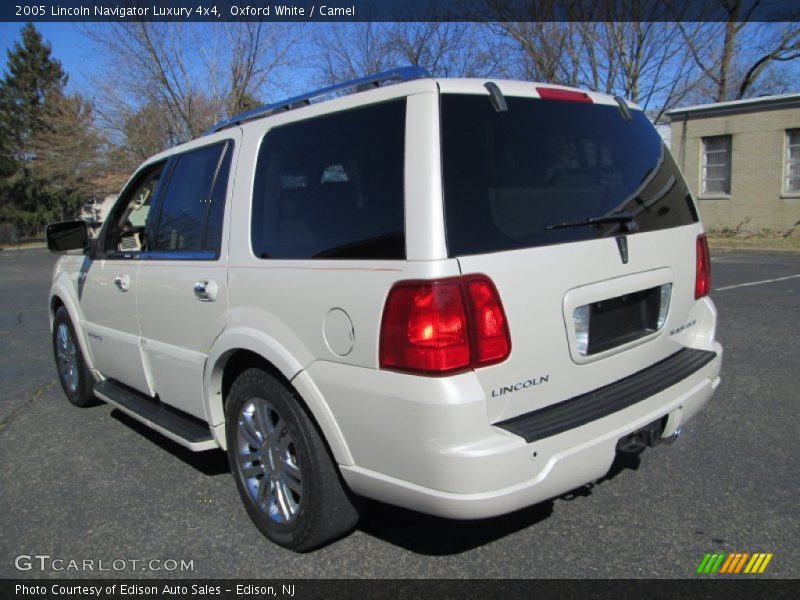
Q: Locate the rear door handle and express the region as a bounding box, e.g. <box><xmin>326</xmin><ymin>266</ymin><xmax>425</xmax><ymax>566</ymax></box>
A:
<box><xmin>114</xmin><ymin>274</ymin><xmax>130</xmax><ymax>292</ymax></box>
<box><xmin>193</xmin><ymin>279</ymin><xmax>218</xmax><ymax>302</ymax></box>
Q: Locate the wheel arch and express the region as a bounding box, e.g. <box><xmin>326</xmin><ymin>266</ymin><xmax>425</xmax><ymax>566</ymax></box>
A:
<box><xmin>204</xmin><ymin>329</ymin><xmax>353</xmax><ymax>465</ymax></box>
<box><xmin>50</xmin><ymin>294</ymin><xmax>65</xmax><ymax>322</ymax></box>
<box><xmin>49</xmin><ymin>281</ymin><xmax>96</xmax><ymax>373</ymax></box>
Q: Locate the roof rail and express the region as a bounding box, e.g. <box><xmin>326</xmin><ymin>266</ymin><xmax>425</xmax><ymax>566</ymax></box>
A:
<box><xmin>204</xmin><ymin>65</ymin><xmax>430</xmax><ymax>136</ymax></box>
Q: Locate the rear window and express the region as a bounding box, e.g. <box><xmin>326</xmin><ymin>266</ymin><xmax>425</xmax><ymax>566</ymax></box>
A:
<box><xmin>251</xmin><ymin>99</ymin><xmax>406</xmax><ymax>260</ymax></box>
<box><xmin>441</xmin><ymin>94</ymin><xmax>698</xmax><ymax>256</ymax></box>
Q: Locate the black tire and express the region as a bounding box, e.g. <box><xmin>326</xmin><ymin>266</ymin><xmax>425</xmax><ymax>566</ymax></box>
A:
<box><xmin>225</xmin><ymin>368</ymin><xmax>359</xmax><ymax>551</ymax></box>
<box><xmin>52</xmin><ymin>306</ymin><xmax>97</xmax><ymax>407</ymax></box>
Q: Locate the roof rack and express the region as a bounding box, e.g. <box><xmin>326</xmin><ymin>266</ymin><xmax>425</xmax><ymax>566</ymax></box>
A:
<box><xmin>204</xmin><ymin>65</ymin><xmax>430</xmax><ymax>136</ymax></box>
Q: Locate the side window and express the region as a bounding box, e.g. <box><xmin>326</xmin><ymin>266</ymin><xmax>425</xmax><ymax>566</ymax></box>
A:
<box><xmin>251</xmin><ymin>100</ymin><xmax>406</xmax><ymax>260</ymax></box>
<box><xmin>202</xmin><ymin>145</ymin><xmax>232</xmax><ymax>254</ymax></box>
<box><xmin>152</xmin><ymin>142</ymin><xmax>232</xmax><ymax>255</ymax></box>
<box><xmin>105</xmin><ymin>162</ymin><xmax>165</xmax><ymax>254</ymax></box>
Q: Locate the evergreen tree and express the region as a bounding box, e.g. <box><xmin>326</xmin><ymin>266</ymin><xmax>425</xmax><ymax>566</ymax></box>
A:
<box><xmin>0</xmin><ymin>23</ymin><xmax>68</xmax><ymax>238</ymax></box>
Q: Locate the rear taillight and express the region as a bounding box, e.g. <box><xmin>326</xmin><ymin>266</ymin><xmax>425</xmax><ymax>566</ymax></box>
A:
<box><xmin>379</xmin><ymin>275</ymin><xmax>511</xmax><ymax>375</ymax></box>
<box><xmin>536</xmin><ymin>87</ymin><xmax>593</xmax><ymax>103</ymax></box>
<box><xmin>695</xmin><ymin>234</ymin><xmax>711</xmax><ymax>299</ymax></box>
<box><xmin>380</xmin><ymin>279</ymin><xmax>470</xmax><ymax>374</ymax></box>
<box><xmin>463</xmin><ymin>275</ymin><xmax>510</xmax><ymax>365</ymax></box>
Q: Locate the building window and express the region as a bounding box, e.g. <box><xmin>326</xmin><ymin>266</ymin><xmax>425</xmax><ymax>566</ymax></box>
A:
<box><xmin>701</xmin><ymin>135</ymin><xmax>732</xmax><ymax>195</ymax></box>
<box><xmin>786</xmin><ymin>129</ymin><xmax>800</xmax><ymax>193</ymax></box>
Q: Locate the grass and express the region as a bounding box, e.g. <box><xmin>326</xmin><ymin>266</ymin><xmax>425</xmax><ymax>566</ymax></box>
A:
<box><xmin>706</xmin><ymin>229</ymin><xmax>800</xmax><ymax>252</ymax></box>
<box><xmin>0</xmin><ymin>240</ymin><xmax>47</xmax><ymax>251</ymax></box>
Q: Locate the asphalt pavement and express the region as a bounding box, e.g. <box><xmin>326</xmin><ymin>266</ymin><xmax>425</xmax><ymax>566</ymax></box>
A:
<box><xmin>0</xmin><ymin>248</ymin><xmax>798</xmax><ymax>578</ymax></box>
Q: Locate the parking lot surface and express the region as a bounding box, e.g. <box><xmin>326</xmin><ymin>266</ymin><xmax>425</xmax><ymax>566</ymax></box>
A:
<box><xmin>0</xmin><ymin>248</ymin><xmax>798</xmax><ymax>578</ymax></box>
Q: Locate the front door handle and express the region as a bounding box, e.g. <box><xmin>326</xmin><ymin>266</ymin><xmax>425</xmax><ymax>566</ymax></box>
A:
<box><xmin>114</xmin><ymin>274</ymin><xmax>130</xmax><ymax>292</ymax></box>
<box><xmin>194</xmin><ymin>279</ymin><xmax>218</xmax><ymax>302</ymax></box>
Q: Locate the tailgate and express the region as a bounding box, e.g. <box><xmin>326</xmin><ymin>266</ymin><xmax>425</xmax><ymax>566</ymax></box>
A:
<box><xmin>439</xmin><ymin>89</ymin><xmax>708</xmax><ymax>424</ymax></box>
<box><xmin>457</xmin><ymin>225</ymin><xmax>704</xmax><ymax>423</ymax></box>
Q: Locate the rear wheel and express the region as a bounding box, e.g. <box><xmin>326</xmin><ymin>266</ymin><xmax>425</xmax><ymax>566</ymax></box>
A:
<box><xmin>52</xmin><ymin>306</ymin><xmax>96</xmax><ymax>407</ymax></box>
<box><xmin>225</xmin><ymin>368</ymin><xmax>359</xmax><ymax>551</ymax></box>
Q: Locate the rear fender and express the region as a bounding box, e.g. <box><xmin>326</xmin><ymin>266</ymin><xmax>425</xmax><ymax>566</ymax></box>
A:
<box><xmin>204</xmin><ymin>328</ymin><xmax>353</xmax><ymax>465</ymax></box>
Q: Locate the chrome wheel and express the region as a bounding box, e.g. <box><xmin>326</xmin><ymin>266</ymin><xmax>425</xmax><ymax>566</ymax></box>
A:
<box><xmin>226</xmin><ymin>368</ymin><xmax>360</xmax><ymax>550</ymax></box>
<box><xmin>236</xmin><ymin>398</ymin><xmax>303</xmax><ymax>523</ymax></box>
<box><xmin>55</xmin><ymin>322</ymin><xmax>79</xmax><ymax>394</ymax></box>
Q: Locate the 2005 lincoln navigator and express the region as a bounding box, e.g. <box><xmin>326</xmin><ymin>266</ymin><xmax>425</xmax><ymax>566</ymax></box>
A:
<box><xmin>46</xmin><ymin>67</ymin><xmax>722</xmax><ymax>551</ymax></box>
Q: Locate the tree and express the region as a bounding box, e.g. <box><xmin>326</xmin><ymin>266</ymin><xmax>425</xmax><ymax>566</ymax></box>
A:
<box><xmin>387</xmin><ymin>22</ymin><xmax>499</xmax><ymax>78</ymax></box>
<box><xmin>30</xmin><ymin>92</ymin><xmax>111</xmax><ymax>206</ymax></box>
<box><xmin>86</xmin><ymin>22</ymin><xmax>301</xmax><ymax>145</ymax></box>
<box><xmin>315</xmin><ymin>23</ymin><xmax>396</xmax><ymax>84</ymax></box>
<box><xmin>587</xmin><ymin>20</ymin><xmax>701</xmax><ymax>123</ymax></box>
<box><xmin>488</xmin><ymin>1</ymin><xmax>705</xmax><ymax>122</ymax></box>
<box><xmin>486</xmin><ymin>0</ymin><xmax>799</xmax><ymax>115</ymax></box>
<box><xmin>678</xmin><ymin>1</ymin><xmax>800</xmax><ymax>102</ymax></box>
<box><xmin>735</xmin><ymin>23</ymin><xmax>800</xmax><ymax>99</ymax></box>
<box><xmin>313</xmin><ymin>22</ymin><xmax>498</xmax><ymax>86</ymax></box>
<box><xmin>486</xmin><ymin>0</ymin><xmax>588</xmax><ymax>83</ymax></box>
<box><xmin>0</xmin><ymin>23</ymin><xmax>69</xmax><ymax>237</ymax></box>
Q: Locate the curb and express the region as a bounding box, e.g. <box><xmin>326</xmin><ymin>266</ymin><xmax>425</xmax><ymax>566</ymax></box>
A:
<box><xmin>0</xmin><ymin>243</ymin><xmax>48</xmax><ymax>251</ymax></box>
<box><xmin>708</xmin><ymin>244</ymin><xmax>800</xmax><ymax>254</ymax></box>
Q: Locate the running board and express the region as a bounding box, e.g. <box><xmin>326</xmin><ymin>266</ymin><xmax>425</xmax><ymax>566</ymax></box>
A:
<box><xmin>94</xmin><ymin>380</ymin><xmax>218</xmax><ymax>451</ymax></box>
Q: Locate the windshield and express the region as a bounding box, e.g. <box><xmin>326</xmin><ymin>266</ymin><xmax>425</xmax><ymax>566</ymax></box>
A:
<box><xmin>440</xmin><ymin>94</ymin><xmax>698</xmax><ymax>256</ymax></box>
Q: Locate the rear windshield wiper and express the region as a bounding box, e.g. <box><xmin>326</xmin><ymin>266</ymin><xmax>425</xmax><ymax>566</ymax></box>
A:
<box><xmin>545</xmin><ymin>212</ymin><xmax>639</xmax><ymax>232</ymax></box>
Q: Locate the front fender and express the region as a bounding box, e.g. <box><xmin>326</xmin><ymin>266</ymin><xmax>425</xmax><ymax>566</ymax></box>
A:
<box><xmin>49</xmin><ymin>256</ymin><xmax>96</xmax><ymax>374</ymax></box>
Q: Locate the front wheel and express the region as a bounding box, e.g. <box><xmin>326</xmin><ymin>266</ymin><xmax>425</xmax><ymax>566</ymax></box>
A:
<box><xmin>52</xmin><ymin>306</ymin><xmax>96</xmax><ymax>407</ymax></box>
<box><xmin>225</xmin><ymin>368</ymin><xmax>359</xmax><ymax>551</ymax></box>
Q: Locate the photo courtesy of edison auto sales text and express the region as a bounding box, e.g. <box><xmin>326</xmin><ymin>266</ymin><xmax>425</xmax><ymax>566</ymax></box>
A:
<box><xmin>14</xmin><ymin>584</ymin><xmax>296</xmax><ymax>596</ymax></box>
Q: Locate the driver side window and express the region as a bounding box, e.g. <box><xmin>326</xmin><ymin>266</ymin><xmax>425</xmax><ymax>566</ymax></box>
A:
<box><xmin>105</xmin><ymin>163</ymin><xmax>165</xmax><ymax>254</ymax></box>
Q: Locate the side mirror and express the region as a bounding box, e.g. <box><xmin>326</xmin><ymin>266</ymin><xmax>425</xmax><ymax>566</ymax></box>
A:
<box><xmin>46</xmin><ymin>220</ymin><xmax>89</xmax><ymax>254</ymax></box>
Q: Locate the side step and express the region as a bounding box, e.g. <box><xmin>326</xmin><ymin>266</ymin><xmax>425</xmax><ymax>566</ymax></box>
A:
<box><xmin>94</xmin><ymin>380</ymin><xmax>218</xmax><ymax>451</ymax></box>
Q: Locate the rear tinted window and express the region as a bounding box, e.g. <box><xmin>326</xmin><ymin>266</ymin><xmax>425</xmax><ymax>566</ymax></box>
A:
<box><xmin>251</xmin><ymin>100</ymin><xmax>406</xmax><ymax>259</ymax></box>
<box><xmin>441</xmin><ymin>95</ymin><xmax>698</xmax><ymax>256</ymax></box>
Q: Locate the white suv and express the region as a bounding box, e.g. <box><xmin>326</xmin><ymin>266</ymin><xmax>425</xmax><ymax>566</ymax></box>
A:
<box><xmin>47</xmin><ymin>67</ymin><xmax>722</xmax><ymax>551</ymax></box>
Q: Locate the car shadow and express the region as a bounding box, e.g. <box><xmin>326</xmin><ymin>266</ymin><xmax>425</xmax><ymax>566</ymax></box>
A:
<box><xmin>110</xmin><ymin>409</ymin><xmax>230</xmax><ymax>476</ymax></box>
<box><xmin>356</xmin><ymin>450</ymin><xmax>643</xmax><ymax>555</ymax></box>
<box><xmin>355</xmin><ymin>498</ymin><xmax>555</xmax><ymax>555</ymax></box>
<box><xmin>558</xmin><ymin>450</ymin><xmax>643</xmax><ymax>501</ymax></box>
<box><xmin>110</xmin><ymin>405</ymin><xmax>644</xmax><ymax>554</ymax></box>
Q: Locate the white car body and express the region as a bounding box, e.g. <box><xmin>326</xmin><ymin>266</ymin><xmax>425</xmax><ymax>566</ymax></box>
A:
<box><xmin>49</xmin><ymin>73</ymin><xmax>722</xmax><ymax>540</ymax></box>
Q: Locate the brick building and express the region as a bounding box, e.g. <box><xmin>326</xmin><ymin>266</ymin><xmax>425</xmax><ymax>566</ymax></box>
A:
<box><xmin>667</xmin><ymin>93</ymin><xmax>800</xmax><ymax>233</ymax></box>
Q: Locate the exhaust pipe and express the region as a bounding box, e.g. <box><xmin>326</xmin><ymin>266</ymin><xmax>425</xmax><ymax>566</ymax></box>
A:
<box><xmin>616</xmin><ymin>420</ymin><xmax>680</xmax><ymax>454</ymax></box>
<box><xmin>660</xmin><ymin>427</ymin><xmax>682</xmax><ymax>446</ymax></box>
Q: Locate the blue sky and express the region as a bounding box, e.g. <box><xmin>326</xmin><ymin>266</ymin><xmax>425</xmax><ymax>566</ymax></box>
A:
<box><xmin>1</xmin><ymin>21</ymin><xmax>323</xmax><ymax>102</ymax></box>
<box><xmin>1</xmin><ymin>22</ymin><xmax>97</xmax><ymax>91</ymax></box>
<box><xmin>3</xmin><ymin>21</ymin><xmax>799</xmax><ymax>113</ymax></box>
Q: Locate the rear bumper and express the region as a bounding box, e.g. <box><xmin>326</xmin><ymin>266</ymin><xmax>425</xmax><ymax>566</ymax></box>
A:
<box><xmin>495</xmin><ymin>348</ymin><xmax>717</xmax><ymax>443</ymax></box>
<box><xmin>311</xmin><ymin>343</ymin><xmax>722</xmax><ymax>519</ymax></box>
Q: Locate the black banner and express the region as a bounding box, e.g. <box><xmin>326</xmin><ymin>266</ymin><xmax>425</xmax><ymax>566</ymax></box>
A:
<box><xmin>2</xmin><ymin>0</ymin><xmax>800</xmax><ymax>23</ymax></box>
<box><xmin>2</xmin><ymin>579</ymin><xmax>800</xmax><ymax>600</ymax></box>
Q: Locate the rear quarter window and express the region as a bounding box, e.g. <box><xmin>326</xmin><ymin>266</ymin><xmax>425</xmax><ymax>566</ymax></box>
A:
<box><xmin>251</xmin><ymin>100</ymin><xmax>406</xmax><ymax>260</ymax></box>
